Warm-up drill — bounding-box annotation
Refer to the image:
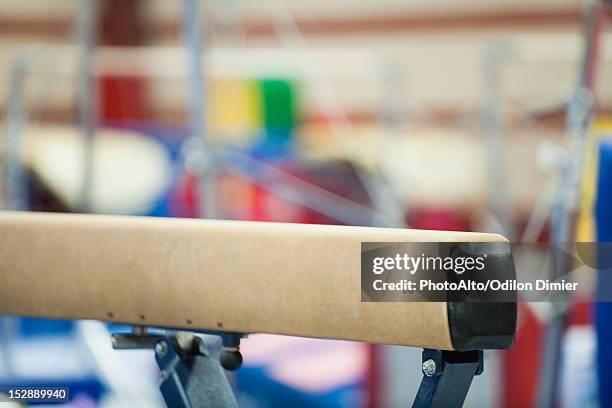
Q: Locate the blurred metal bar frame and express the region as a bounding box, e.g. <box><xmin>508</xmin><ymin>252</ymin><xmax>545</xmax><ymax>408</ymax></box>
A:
<box><xmin>178</xmin><ymin>0</ymin><xmax>402</xmax><ymax>226</ymax></box>
<box><xmin>538</xmin><ymin>1</ymin><xmax>611</xmax><ymax>407</ymax></box>
<box><xmin>75</xmin><ymin>0</ymin><xmax>98</xmax><ymax>213</ymax></box>
<box><xmin>2</xmin><ymin>52</ymin><xmax>31</xmax><ymax>212</ymax></box>
<box><xmin>218</xmin><ymin>148</ymin><xmax>394</xmax><ymax>226</ymax></box>
<box><xmin>0</xmin><ymin>50</ymin><xmax>34</xmax><ymax>381</ymax></box>
<box><xmin>481</xmin><ymin>41</ymin><xmax>514</xmax><ymax>237</ymax></box>
<box><xmin>267</xmin><ymin>2</ymin><xmax>407</xmax><ymax>228</ymax></box>
<box><xmin>182</xmin><ymin>0</ymin><xmax>218</xmax><ymax>219</ymax></box>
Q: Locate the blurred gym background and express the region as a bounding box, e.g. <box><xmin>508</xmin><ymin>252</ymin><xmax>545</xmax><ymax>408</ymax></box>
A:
<box><xmin>1</xmin><ymin>0</ymin><xmax>612</xmax><ymax>407</ymax></box>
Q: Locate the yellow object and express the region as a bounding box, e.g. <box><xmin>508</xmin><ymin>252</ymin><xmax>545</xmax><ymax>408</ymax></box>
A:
<box><xmin>209</xmin><ymin>78</ymin><xmax>262</xmax><ymax>142</ymax></box>
<box><xmin>577</xmin><ymin>117</ymin><xmax>612</xmax><ymax>241</ymax></box>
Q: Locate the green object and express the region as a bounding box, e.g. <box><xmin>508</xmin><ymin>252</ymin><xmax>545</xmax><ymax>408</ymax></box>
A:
<box><xmin>260</xmin><ymin>78</ymin><xmax>299</xmax><ymax>137</ymax></box>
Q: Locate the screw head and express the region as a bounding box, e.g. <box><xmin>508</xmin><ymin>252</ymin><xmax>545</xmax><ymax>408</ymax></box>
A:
<box><xmin>422</xmin><ymin>359</ymin><xmax>437</xmax><ymax>377</ymax></box>
<box><xmin>155</xmin><ymin>341</ymin><xmax>168</xmax><ymax>358</ymax></box>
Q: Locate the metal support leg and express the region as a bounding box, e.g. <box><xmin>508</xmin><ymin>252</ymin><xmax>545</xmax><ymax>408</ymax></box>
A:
<box><xmin>412</xmin><ymin>349</ymin><xmax>483</xmax><ymax>408</ymax></box>
<box><xmin>112</xmin><ymin>331</ymin><xmax>242</xmax><ymax>408</ymax></box>
<box><xmin>155</xmin><ymin>334</ymin><xmax>237</xmax><ymax>408</ymax></box>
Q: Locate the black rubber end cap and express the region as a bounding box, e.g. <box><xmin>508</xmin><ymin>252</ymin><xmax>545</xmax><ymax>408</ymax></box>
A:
<box><xmin>447</xmin><ymin>242</ymin><xmax>518</xmax><ymax>351</ymax></box>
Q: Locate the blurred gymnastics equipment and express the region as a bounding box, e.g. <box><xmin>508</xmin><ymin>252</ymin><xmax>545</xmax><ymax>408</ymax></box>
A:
<box><xmin>2</xmin><ymin>1</ymin><xmax>595</xmax><ymax>406</ymax></box>
<box><xmin>19</xmin><ymin>125</ymin><xmax>172</xmax><ymax>214</ymax></box>
<box><xmin>0</xmin><ymin>2</ymin><xmax>413</xmax><ymax>407</ymax></box>
<box><xmin>537</xmin><ymin>1</ymin><xmax>609</xmax><ymax>406</ymax></box>
<box><xmin>441</xmin><ymin>1</ymin><xmax>612</xmax><ymax>404</ymax></box>
<box><xmin>181</xmin><ymin>0</ymin><xmax>217</xmax><ymax>219</ymax></box>
<box><xmin>0</xmin><ymin>8</ymin><xmax>401</xmax><ymax>227</ymax></box>
<box><xmin>75</xmin><ymin>0</ymin><xmax>97</xmax><ymax>213</ymax></box>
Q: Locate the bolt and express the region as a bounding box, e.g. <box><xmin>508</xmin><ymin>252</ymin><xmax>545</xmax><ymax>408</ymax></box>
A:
<box><xmin>422</xmin><ymin>359</ymin><xmax>437</xmax><ymax>377</ymax></box>
<box><xmin>155</xmin><ymin>341</ymin><xmax>168</xmax><ymax>358</ymax></box>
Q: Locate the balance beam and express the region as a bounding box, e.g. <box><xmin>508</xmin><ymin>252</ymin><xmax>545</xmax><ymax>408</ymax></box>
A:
<box><xmin>0</xmin><ymin>211</ymin><xmax>516</xmax><ymax>351</ymax></box>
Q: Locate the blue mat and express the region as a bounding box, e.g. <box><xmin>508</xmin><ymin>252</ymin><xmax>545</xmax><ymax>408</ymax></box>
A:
<box><xmin>596</xmin><ymin>140</ymin><xmax>612</xmax><ymax>407</ymax></box>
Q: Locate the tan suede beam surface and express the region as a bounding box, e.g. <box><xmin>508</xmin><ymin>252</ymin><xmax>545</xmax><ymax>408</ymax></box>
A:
<box><xmin>0</xmin><ymin>211</ymin><xmax>507</xmax><ymax>350</ymax></box>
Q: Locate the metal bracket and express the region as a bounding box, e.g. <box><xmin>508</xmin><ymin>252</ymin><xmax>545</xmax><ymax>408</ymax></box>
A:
<box><xmin>113</xmin><ymin>331</ymin><xmax>483</xmax><ymax>408</ymax></box>
<box><xmin>412</xmin><ymin>349</ymin><xmax>484</xmax><ymax>408</ymax></box>
<box><xmin>112</xmin><ymin>329</ymin><xmax>245</xmax><ymax>408</ymax></box>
